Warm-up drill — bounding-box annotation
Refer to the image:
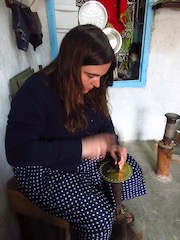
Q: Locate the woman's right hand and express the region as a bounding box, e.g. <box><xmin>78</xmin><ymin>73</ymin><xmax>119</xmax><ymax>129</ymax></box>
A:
<box><xmin>81</xmin><ymin>133</ymin><xmax>117</xmax><ymax>159</ymax></box>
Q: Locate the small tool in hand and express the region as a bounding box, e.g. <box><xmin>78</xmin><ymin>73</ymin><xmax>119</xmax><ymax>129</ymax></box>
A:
<box><xmin>115</xmin><ymin>151</ymin><xmax>121</xmax><ymax>171</ymax></box>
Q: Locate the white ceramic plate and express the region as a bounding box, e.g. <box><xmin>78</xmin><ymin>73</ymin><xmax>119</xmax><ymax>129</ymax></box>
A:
<box><xmin>78</xmin><ymin>1</ymin><xmax>108</xmax><ymax>30</ymax></box>
<box><xmin>103</xmin><ymin>27</ymin><xmax>122</xmax><ymax>53</ymax></box>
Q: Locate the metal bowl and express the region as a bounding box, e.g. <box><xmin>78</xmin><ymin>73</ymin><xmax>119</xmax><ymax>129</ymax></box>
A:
<box><xmin>103</xmin><ymin>27</ymin><xmax>122</xmax><ymax>53</ymax></box>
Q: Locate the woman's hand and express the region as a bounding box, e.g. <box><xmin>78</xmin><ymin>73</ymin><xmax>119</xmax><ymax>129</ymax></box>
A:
<box><xmin>82</xmin><ymin>133</ymin><xmax>117</xmax><ymax>159</ymax></box>
<box><xmin>110</xmin><ymin>145</ymin><xmax>127</xmax><ymax>169</ymax></box>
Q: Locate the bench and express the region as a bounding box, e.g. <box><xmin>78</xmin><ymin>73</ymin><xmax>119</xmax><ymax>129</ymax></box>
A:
<box><xmin>7</xmin><ymin>177</ymin><xmax>71</xmax><ymax>240</ymax></box>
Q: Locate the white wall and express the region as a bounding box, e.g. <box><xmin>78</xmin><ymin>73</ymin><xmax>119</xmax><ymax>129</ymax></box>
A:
<box><xmin>109</xmin><ymin>8</ymin><xmax>180</xmax><ymax>141</ymax></box>
<box><xmin>0</xmin><ymin>1</ymin><xmax>51</xmax><ymax>239</ymax></box>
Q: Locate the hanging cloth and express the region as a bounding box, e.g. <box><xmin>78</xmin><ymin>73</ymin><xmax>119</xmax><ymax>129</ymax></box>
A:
<box><xmin>22</xmin><ymin>7</ymin><xmax>43</xmax><ymax>50</ymax></box>
<box><xmin>9</xmin><ymin>3</ymin><xmax>32</xmax><ymax>51</ymax></box>
<box><xmin>9</xmin><ymin>2</ymin><xmax>43</xmax><ymax>51</ymax></box>
<box><xmin>29</xmin><ymin>12</ymin><xmax>43</xmax><ymax>50</ymax></box>
<box><xmin>98</xmin><ymin>0</ymin><xmax>128</xmax><ymax>33</ymax></box>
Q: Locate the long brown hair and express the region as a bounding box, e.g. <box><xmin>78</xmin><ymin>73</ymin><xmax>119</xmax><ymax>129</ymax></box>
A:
<box><xmin>42</xmin><ymin>24</ymin><xmax>116</xmax><ymax>133</ymax></box>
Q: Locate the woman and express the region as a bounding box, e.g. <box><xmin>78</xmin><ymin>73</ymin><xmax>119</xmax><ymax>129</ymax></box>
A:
<box><xmin>5</xmin><ymin>24</ymin><xmax>146</xmax><ymax>239</ymax></box>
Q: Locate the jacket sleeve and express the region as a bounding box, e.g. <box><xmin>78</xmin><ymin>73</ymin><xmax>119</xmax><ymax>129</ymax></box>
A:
<box><xmin>5</xmin><ymin>79</ymin><xmax>82</xmax><ymax>172</ymax></box>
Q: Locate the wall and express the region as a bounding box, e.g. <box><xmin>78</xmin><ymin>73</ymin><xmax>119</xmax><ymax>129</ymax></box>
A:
<box><xmin>0</xmin><ymin>1</ymin><xmax>51</xmax><ymax>239</ymax></box>
<box><xmin>109</xmin><ymin>8</ymin><xmax>180</xmax><ymax>141</ymax></box>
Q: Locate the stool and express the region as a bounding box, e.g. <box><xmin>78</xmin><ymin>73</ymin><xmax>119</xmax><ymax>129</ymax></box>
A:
<box><xmin>7</xmin><ymin>177</ymin><xmax>71</xmax><ymax>240</ymax></box>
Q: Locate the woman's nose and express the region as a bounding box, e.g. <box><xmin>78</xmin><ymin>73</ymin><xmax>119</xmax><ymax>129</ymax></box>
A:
<box><xmin>92</xmin><ymin>77</ymin><xmax>101</xmax><ymax>88</ymax></box>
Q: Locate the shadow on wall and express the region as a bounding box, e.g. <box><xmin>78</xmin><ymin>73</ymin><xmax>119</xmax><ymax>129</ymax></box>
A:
<box><xmin>131</xmin><ymin>108</ymin><xmax>158</xmax><ymax>173</ymax></box>
<box><xmin>134</xmin><ymin>108</ymin><xmax>146</xmax><ymax>141</ymax></box>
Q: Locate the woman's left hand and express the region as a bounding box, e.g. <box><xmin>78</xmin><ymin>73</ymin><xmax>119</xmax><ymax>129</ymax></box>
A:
<box><xmin>110</xmin><ymin>145</ymin><xmax>127</xmax><ymax>170</ymax></box>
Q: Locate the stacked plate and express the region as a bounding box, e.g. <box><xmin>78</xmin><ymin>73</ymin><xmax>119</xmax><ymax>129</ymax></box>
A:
<box><xmin>78</xmin><ymin>1</ymin><xmax>122</xmax><ymax>53</ymax></box>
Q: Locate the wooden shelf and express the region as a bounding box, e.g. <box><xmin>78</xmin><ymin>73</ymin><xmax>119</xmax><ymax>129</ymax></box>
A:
<box><xmin>152</xmin><ymin>0</ymin><xmax>180</xmax><ymax>9</ymax></box>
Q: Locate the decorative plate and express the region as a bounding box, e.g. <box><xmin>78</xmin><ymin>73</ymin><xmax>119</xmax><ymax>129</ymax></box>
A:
<box><xmin>99</xmin><ymin>160</ymin><xmax>133</xmax><ymax>183</ymax></box>
<box><xmin>103</xmin><ymin>27</ymin><xmax>122</xmax><ymax>53</ymax></box>
<box><xmin>78</xmin><ymin>1</ymin><xmax>108</xmax><ymax>29</ymax></box>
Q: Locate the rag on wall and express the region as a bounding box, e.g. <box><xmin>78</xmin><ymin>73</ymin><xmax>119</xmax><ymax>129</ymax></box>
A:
<box><xmin>9</xmin><ymin>3</ymin><xmax>43</xmax><ymax>51</ymax></box>
<box><xmin>98</xmin><ymin>0</ymin><xmax>128</xmax><ymax>33</ymax></box>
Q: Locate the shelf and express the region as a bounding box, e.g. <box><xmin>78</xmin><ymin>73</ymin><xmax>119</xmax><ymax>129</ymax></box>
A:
<box><xmin>152</xmin><ymin>0</ymin><xmax>180</xmax><ymax>9</ymax></box>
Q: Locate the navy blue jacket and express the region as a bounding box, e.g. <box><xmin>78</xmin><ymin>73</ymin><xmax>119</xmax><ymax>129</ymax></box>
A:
<box><xmin>5</xmin><ymin>73</ymin><xmax>115</xmax><ymax>171</ymax></box>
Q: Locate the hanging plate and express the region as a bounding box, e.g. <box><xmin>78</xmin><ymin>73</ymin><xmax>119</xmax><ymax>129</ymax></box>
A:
<box><xmin>103</xmin><ymin>27</ymin><xmax>122</xmax><ymax>53</ymax></box>
<box><xmin>99</xmin><ymin>160</ymin><xmax>133</xmax><ymax>183</ymax></box>
<box><xmin>78</xmin><ymin>1</ymin><xmax>108</xmax><ymax>29</ymax></box>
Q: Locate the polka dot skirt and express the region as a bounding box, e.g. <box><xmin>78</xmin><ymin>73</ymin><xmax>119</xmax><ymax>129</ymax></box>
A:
<box><xmin>14</xmin><ymin>154</ymin><xmax>146</xmax><ymax>239</ymax></box>
<box><xmin>122</xmin><ymin>154</ymin><xmax>147</xmax><ymax>200</ymax></box>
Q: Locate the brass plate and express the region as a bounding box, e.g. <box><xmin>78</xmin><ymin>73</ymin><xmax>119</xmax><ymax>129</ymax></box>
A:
<box><xmin>99</xmin><ymin>160</ymin><xmax>132</xmax><ymax>183</ymax></box>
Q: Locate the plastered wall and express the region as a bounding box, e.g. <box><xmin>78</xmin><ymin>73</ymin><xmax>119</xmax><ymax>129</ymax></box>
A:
<box><xmin>0</xmin><ymin>1</ymin><xmax>51</xmax><ymax>239</ymax></box>
<box><xmin>109</xmin><ymin>8</ymin><xmax>180</xmax><ymax>141</ymax></box>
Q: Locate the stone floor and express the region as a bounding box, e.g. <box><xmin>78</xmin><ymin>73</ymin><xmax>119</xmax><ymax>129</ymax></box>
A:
<box><xmin>17</xmin><ymin>141</ymin><xmax>180</xmax><ymax>240</ymax></box>
<box><xmin>122</xmin><ymin>140</ymin><xmax>180</xmax><ymax>240</ymax></box>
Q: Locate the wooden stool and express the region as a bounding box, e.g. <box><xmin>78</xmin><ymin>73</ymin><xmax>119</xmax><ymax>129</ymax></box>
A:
<box><xmin>7</xmin><ymin>177</ymin><xmax>71</xmax><ymax>240</ymax></box>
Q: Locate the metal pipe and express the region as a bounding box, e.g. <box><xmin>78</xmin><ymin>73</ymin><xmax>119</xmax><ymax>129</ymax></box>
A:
<box><xmin>157</xmin><ymin>140</ymin><xmax>173</xmax><ymax>177</ymax></box>
<box><xmin>157</xmin><ymin>112</ymin><xmax>180</xmax><ymax>178</ymax></box>
<box><xmin>163</xmin><ymin>113</ymin><xmax>180</xmax><ymax>146</ymax></box>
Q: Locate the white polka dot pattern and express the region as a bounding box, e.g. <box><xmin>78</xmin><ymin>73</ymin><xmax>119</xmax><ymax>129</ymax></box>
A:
<box><xmin>14</xmin><ymin>154</ymin><xmax>146</xmax><ymax>239</ymax></box>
